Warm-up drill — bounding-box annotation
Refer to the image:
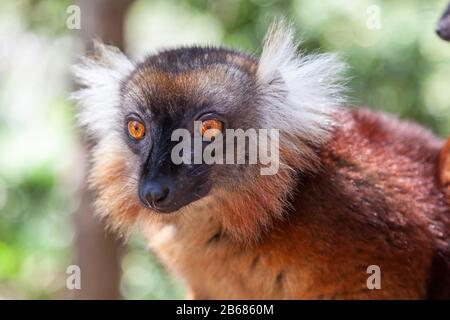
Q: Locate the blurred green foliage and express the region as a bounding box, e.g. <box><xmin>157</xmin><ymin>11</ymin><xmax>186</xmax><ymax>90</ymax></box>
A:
<box><xmin>0</xmin><ymin>0</ymin><xmax>449</xmax><ymax>299</ymax></box>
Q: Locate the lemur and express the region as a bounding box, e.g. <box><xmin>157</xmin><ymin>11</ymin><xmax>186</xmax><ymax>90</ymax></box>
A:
<box><xmin>73</xmin><ymin>22</ymin><xmax>450</xmax><ymax>299</ymax></box>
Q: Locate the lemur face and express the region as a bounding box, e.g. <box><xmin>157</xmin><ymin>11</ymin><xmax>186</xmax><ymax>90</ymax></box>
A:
<box><xmin>74</xmin><ymin>22</ymin><xmax>346</xmax><ymax>238</ymax></box>
<box><xmin>118</xmin><ymin>48</ymin><xmax>259</xmax><ymax>213</ymax></box>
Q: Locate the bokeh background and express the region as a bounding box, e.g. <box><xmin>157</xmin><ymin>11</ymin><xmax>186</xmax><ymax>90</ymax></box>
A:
<box><xmin>0</xmin><ymin>0</ymin><xmax>449</xmax><ymax>299</ymax></box>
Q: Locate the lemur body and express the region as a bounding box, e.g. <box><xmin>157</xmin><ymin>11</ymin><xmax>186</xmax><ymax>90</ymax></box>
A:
<box><xmin>74</xmin><ymin>23</ymin><xmax>450</xmax><ymax>299</ymax></box>
<box><xmin>144</xmin><ymin>108</ymin><xmax>449</xmax><ymax>299</ymax></box>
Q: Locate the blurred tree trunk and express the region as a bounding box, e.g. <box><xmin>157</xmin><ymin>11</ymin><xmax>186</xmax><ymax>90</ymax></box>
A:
<box><xmin>72</xmin><ymin>0</ymin><xmax>134</xmax><ymax>300</ymax></box>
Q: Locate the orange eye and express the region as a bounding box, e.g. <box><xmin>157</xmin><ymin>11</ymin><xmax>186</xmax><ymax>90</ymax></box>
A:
<box><xmin>127</xmin><ymin>120</ymin><xmax>145</xmax><ymax>140</ymax></box>
<box><xmin>199</xmin><ymin>119</ymin><xmax>223</xmax><ymax>140</ymax></box>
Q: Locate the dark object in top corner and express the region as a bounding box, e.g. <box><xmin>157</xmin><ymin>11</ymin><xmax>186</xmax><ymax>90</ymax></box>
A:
<box><xmin>437</xmin><ymin>2</ymin><xmax>450</xmax><ymax>40</ymax></box>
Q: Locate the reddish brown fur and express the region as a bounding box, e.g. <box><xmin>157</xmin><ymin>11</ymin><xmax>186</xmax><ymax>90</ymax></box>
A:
<box><xmin>90</xmin><ymin>107</ymin><xmax>450</xmax><ymax>299</ymax></box>
<box><xmin>439</xmin><ymin>138</ymin><xmax>450</xmax><ymax>200</ymax></box>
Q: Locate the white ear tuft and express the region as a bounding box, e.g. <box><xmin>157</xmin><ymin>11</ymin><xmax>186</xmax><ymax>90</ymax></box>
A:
<box><xmin>257</xmin><ymin>20</ymin><xmax>348</xmax><ymax>164</ymax></box>
<box><xmin>258</xmin><ymin>20</ymin><xmax>298</xmax><ymax>84</ymax></box>
<box><xmin>71</xmin><ymin>42</ymin><xmax>134</xmax><ymax>139</ymax></box>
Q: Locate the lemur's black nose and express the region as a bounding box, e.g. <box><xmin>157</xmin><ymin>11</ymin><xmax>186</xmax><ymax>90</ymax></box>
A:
<box><xmin>139</xmin><ymin>177</ymin><xmax>170</xmax><ymax>208</ymax></box>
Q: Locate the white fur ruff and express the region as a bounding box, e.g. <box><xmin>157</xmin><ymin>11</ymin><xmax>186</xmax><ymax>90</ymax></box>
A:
<box><xmin>71</xmin><ymin>42</ymin><xmax>134</xmax><ymax>139</ymax></box>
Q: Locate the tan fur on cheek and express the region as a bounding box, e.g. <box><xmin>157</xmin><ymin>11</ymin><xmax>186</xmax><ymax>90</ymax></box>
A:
<box><xmin>215</xmin><ymin>166</ymin><xmax>296</xmax><ymax>243</ymax></box>
<box><xmin>211</xmin><ymin>137</ymin><xmax>317</xmax><ymax>243</ymax></box>
<box><xmin>89</xmin><ymin>139</ymin><xmax>142</xmax><ymax>234</ymax></box>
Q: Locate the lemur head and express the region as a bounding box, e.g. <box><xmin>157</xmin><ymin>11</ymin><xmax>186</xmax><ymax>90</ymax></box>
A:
<box><xmin>73</xmin><ymin>21</ymin><xmax>346</xmax><ymax>241</ymax></box>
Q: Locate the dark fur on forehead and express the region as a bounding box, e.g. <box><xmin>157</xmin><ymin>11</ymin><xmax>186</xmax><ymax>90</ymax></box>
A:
<box><xmin>140</xmin><ymin>46</ymin><xmax>257</xmax><ymax>74</ymax></box>
<box><xmin>120</xmin><ymin>46</ymin><xmax>260</xmax><ymax>127</ymax></box>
